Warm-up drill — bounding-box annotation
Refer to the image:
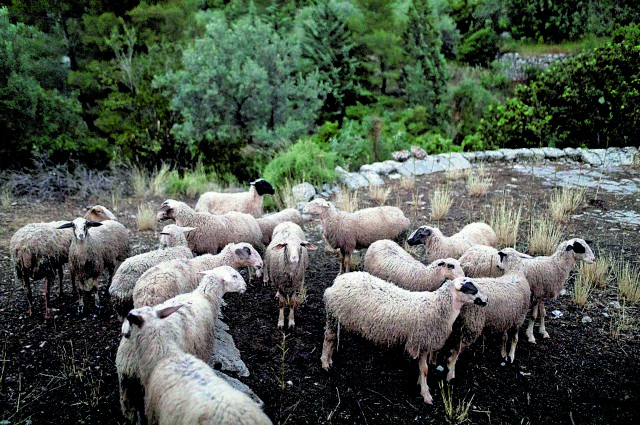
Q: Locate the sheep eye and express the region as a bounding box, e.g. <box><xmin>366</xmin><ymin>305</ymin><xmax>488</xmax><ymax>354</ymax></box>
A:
<box><xmin>447</xmin><ymin>264</ymin><xmax>454</xmax><ymax>269</ymax></box>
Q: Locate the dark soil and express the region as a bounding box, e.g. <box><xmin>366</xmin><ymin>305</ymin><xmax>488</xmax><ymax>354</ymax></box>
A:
<box><xmin>1</xmin><ymin>162</ymin><xmax>639</xmax><ymax>425</ymax></box>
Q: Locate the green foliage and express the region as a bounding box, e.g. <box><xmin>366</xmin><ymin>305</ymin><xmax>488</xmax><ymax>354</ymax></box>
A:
<box><xmin>458</xmin><ymin>26</ymin><xmax>500</xmax><ymax>67</ymax></box>
<box><xmin>263</xmin><ymin>139</ymin><xmax>338</xmax><ymax>189</ymax></box>
<box><xmin>400</xmin><ymin>0</ymin><xmax>449</xmax><ymax>127</ymax></box>
<box><xmin>508</xmin><ymin>0</ymin><xmax>638</xmax><ymax>43</ymax></box>
<box><xmin>155</xmin><ymin>9</ymin><xmax>326</xmax><ymax>180</ymax></box>
<box><xmin>414</xmin><ymin>133</ymin><xmax>462</xmax><ymax>154</ymax></box>
<box><xmin>479</xmin><ymin>24</ymin><xmax>640</xmax><ymax>149</ymax></box>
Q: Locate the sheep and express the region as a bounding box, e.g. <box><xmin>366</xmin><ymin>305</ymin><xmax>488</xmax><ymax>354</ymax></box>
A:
<box><xmin>321</xmin><ymin>273</ymin><xmax>487</xmax><ymax>404</ymax></box>
<box><xmin>524</xmin><ymin>238</ymin><xmax>595</xmax><ymax>344</ymax></box>
<box><xmin>194</xmin><ymin>178</ymin><xmax>275</xmax><ymax>217</ymax></box>
<box><xmin>157</xmin><ymin>199</ymin><xmax>263</xmax><ymax>255</ymax></box>
<box><xmin>57</xmin><ymin>218</ymin><xmax>129</xmax><ymax>312</ymax></box>
<box><xmin>145</xmin><ymin>352</ymin><xmax>272</xmax><ymax>425</ymax></box>
<box><xmin>256</xmin><ymin>208</ymin><xmax>303</xmax><ymax>245</ymax></box>
<box><xmin>117</xmin><ymin>266</ymin><xmax>249</xmax><ymax>424</ymax></box>
<box><xmin>9</xmin><ymin>221</ymin><xmax>74</xmax><ymax>319</ymax></box>
<box><xmin>263</xmin><ymin>221</ymin><xmax>317</xmax><ymax>328</ymax></box>
<box><xmin>303</xmin><ymin>198</ymin><xmax>410</xmax><ymax>273</ymax></box>
<box><xmin>84</xmin><ymin>205</ymin><xmax>117</xmax><ymax>222</ymax></box>
<box><xmin>407</xmin><ymin>222</ymin><xmax>498</xmax><ymax>263</ymax></box>
<box><xmin>133</xmin><ymin>242</ymin><xmax>262</xmax><ymax>308</ymax></box>
<box><xmin>459</xmin><ymin>246</ymin><xmax>532</xmax><ymax>278</ymax></box>
<box><xmin>108</xmin><ymin>224</ymin><xmax>195</xmax><ymax>321</ymax></box>
<box><xmin>445</xmin><ymin>249</ymin><xmax>531</xmax><ymax>382</ymax></box>
<box><xmin>363</xmin><ymin>239</ymin><xmax>465</xmax><ymax>291</ymax></box>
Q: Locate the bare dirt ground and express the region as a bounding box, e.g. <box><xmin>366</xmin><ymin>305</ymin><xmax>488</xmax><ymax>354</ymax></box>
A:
<box><xmin>0</xmin><ymin>162</ymin><xmax>639</xmax><ymax>425</ymax></box>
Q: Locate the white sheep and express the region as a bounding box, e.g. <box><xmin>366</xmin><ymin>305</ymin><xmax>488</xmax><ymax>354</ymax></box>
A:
<box><xmin>363</xmin><ymin>239</ymin><xmax>465</xmax><ymax>291</ymax></box>
<box><xmin>117</xmin><ymin>266</ymin><xmax>249</xmax><ymax>424</ymax></box>
<box><xmin>145</xmin><ymin>351</ymin><xmax>273</xmax><ymax>425</ymax></box>
<box><xmin>157</xmin><ymin>199</ymin><xmax>263</xmax><ymax>255</ymax></box>
<box><xmin>458</xmin><ymin>245</ymin><xmax>532</xmax><ymax>278</ymax></box>
<box><xmin>321</xmin><ymin>273</ymin><xmax>487</xmax><ymax>404</ymax></box>
<box><xmin>303</xmin><ymin>198</ymin><xmax>410</xmax><ymax>273</ymax></box>
<box><xmin>133</xmin><ymin>242</ymin><xmax>262</xmax><ymax>308</ymax></box>
<box><xmin>57</xmin><ymin>217</ymin><xmax>129</xmax><ymax>312</ymax></box>
<box><xmin>524</xmin><ymin>238</ymin><xmax>595</xmax><ymax>344</ymax></box>
<box><xmin>263</xmin><ymin>221</ymin><xmax>317</xmax><ymax>328</ymax></box>
<box><xmin>256</xmin><ymin>208</ymin><xmax>303</xmax><ymax>245</ymax></box>
<box><xmin>194</xmin><ymin>178</ymin><xmax>275</xmax><ymax>217</ymax></box>
<box><xmin>109</xmin><ymin>224</ymin><xmax>195</xmax><ymax>321</ymax></box>
<box><xmin>445</xmin><ymin>249</ymin><xmax>531</xmax><ymax>382</ymax></box>
<box><xmin>407</xmin><ymin>222</ymin><xmax>498</xmax><ymax>262</ymax></box>
<box><xmin>9</xmin><ymin>221</ymin><xmax>74</xmax><ymax>319</ymax></box>
<box><xmin>84</xmin><ymin>205</ymin><xmax>117</xmax><ymax>222</ymax></box>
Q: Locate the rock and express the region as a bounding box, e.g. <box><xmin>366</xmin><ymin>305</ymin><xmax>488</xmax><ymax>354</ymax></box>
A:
<box><xmin>361</xmin><ymin>171</ymin><xmax>385</xmax><ymax>186</ymax></box>
<box><xmin>581</xmin><ymin>149</ymin><xmax>605</xmax><ymax>166</ymax></box>
<box><xmin>210</xmin><ymin>318</ymin><xmax>250</xmax><ymax>377</ymax></box>
<box><xmin>360</xmin><ymin>160</ymin><xmax>400</xmax><ymax>175</ymax></box>
<box><xmin>581</xmin><ymin>316</ymin><xmax>592</xmax><ymax>323</ymax></box>
<box><xmin>212</xmin><ymin>370</ymin><xmax>264</xmax><ymax>407</ymax></box>
<box><xmin>291</xmin><ymin>182</ymin><xmax>316</xmax><ymax>203</ymax></box>
<box><xmin>335</xmin><ymin>166</ymin><xmax>370</xmax><ymax>189</ymax></box>
<box><xmin>435</xmin><ymin>152</ymin><xmax>472</xmax><ymax>170</ymax></box>
<box><xmin>396</xmin><ymin>157</ymin><xmax>445</xmax><ymax>177</ymax></box>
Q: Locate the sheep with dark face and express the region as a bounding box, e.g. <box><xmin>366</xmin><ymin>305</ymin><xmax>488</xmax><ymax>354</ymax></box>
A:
<box><xmin>321</xmin><ymin>273</ymin><xmax>487</xmax><ymax>404</ymax></box>
<box><xmin>263</xmin><ymin>222</ymin><xmax>317</xmax><ymax>328</ymax></box>
<box><xmin>523</xmin><ymin>238</ymin><xmax>595</xmax><ymax>343</ymax></box>
<box><xmin>194</xmin><ymin>178</ymin><xmax>275</xmax><ymax>217</ymax></box>
<box><xmin>407</xmin><ymin>222</ymin><xmax>497</xmax><ymax>262</ymax></box>
<box><xmin>57</xmin><ymin>218</ymin><xmax>129</xmax><ymax>312</ymax></box>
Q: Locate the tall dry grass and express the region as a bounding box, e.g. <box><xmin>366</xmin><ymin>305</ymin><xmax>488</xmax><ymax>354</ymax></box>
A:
<box><xmin>528</xmin><ymin>216</ymin><xmax>563</xmax><ymax>255</ymax></box>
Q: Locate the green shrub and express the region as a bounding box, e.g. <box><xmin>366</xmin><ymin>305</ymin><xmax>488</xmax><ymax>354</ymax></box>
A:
<box><xmin>458</xmin><ymin>26</ymin><xmax>500</xmax><ymax>67</ymax></box>
<box><xmin>263</xmin><ymin>139</ymin><xmax>338</xmax><ymax>189</ymax></box>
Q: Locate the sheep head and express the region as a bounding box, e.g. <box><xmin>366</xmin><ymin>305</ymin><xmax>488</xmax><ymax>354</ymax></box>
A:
<box><xmin>232</xmin><ymin>243</ymin><xmax>263</xmax><ymax>276</ymax></box>
<box><xmin>273</xmin><ymin>239</ymin><xmax>317</xmax><ymax>269</ymax></box>
<box><xmin>199</xmin><ymin>265</ymin><xmax>247</xmax><ymax>295</ymax></box>
<box><xmin>57</xmin><ymin>217</ymin><xmax>103</xmax><ymax>242</ymax></box>
<box><xmin>157</xmin><ymin>200</ymin><xmax>181</xmax><ymax>222</ymax></box>
<box><xmin>84</xmin><ymin>205</ymin><xmax>117</xmax><ymax>222</ymax></box>
<box><xmin>159</xmin><ymin>225</ymin><xmax>195</xmax><ymax>248</ymax></box>
<box><xmin>564</xmin><ymin>238</ymin><xmax>595</xmax><ymax>264</ymax></box>
<box><xmin>303</xmin><ymin>198</ymin><xmax>332</xmax><ymax>216</ymax></box>
<box><xmin>121</xmin><ymin>304</ymin><xmax>183</xmax><ymax>339</ymax></box>
<box><xmin>252</xmin><ymin>178</ymin><xmax>275</xmax><ymax>196</ymax></box>
<box><xmin>407</xmin><ymin>226</ymin><xmax>434</xmax><ymax>246</ymax></box>
<box><xmin>435</xmin><ymin>258</ymin><xmax>465</xmax><ymax>282</ymax></box>
<box><xmin>452</xmin><ymin>277</ymin><xmax>487</xmax><ymax>306</ymax></box>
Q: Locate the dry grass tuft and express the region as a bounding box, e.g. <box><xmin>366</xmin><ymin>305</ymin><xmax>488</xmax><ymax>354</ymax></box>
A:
<box><xmin>368</xmin><ymin>184</ymin><xmax>391</xmax><ymax>206</ymax></box>
<box><xmin>549</xmin><ymin>186</ymin><xmax>586</xmax><ymax>222</ymax></box>
<box><xmin>274</xmin><ymin>179</ymin><xmax>297</xmax><ymax>210</ymax></box>
<box><xmin>430</xmin><ymin>186</ymin><xmax>453</xmax><ymax>221</ymax></box>
<box><xmin>399</xmin><ymin>176</ymin><xmax>416</xmax><ymax>191</ymax></box>
<box><xmin>572</xmin><ymin>274</ymin><xmax>592</xmax><ymax>308</ymax></box>
<box><xmin>137</xmin><ymin>203</ymin><xmax>157</xmax><ymax>231</ymax></box>
<box><xmin>334</xmin><ymin>187</ymin><xmax>359</xmax><ymax>212</ymax></box>
<box><xmin>1</xmin><ymin>184</ymin><xmax>12</xmax><ymax>208</ymax></box>
<box><xmin>578</xmin><ymin>256</ymin><xmax>610</xmax><ymax>289</ymax></box>
<box><xmin>444</xmin><ymin>167</ymin><xmax>466</xmax><ymax>181</ymax></box>
<box><xmin>150</xmin><ymin>163</ymin><xmax>172</xmax><ymax>197</ymax></box>
<box><xmin>466</xmin><ymin>166</ymin><xmax>493</xmax><ymax>197</ymax></box>
<box><xmin>615</xmin><ymin>260</ymin><xmax>640</xmax><ymax>304</ymax></box>
<box><xmin>131</xmin><ymin>165</ymin><xmax>149</xmax><ymax>198</ymax></box>
<box><xmin>489</xmin><ymin>195</ymin><xmax>522</xmax><ymax>247</ymax></box>
<box><xmin>528</xmin><ymin>216</ymin><xmax>563</xmax><ymax>256</ymax></box>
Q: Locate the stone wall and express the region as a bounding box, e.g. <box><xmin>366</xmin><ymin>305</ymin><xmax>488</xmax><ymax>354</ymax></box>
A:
<box><xmin>497</xmin><ymin>52</ymin><xmax>570</xmax><ymax>81</ymax></box>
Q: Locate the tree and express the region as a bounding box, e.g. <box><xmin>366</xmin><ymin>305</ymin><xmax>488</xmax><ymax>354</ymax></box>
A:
<box><xmin>154</xmin><ymin>9</ymin><xmax>326</xmax><ymax>180</ymax></box>
<box><xmin>299</xmin><ymin>1</ymin><xmax>361</xmax><ymax>123</ymax></box>
<box><xmin>400</xmin><ymin>0</ymin><xmax>449</xmax><ymax>126</ymax></box>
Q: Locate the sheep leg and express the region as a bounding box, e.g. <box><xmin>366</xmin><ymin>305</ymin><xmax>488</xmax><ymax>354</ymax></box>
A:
<box><xmin>508</xmin><ymin>328</ymin><xmax>519</xmax><ymax>363</ymax></box>
<box><xmin>417</xmin><ymin>351</ymin><xmax>433</xmax><ymax>404</ymax></box>
<box><xmin>89</xmin><ymin>278</ymin><xmax>101</xmax><ymax>309</ymax></box>
<box><xmin>526</xmin><ymin>302</ymin><xmax>540</xmax><ymax>344</ymax></box>
<box><xmin>343</xmin><ymin>249</ymin><xmax>351</xmax><ymax>273</ymax></box>
<box><xmin>288</xmin><ymin>307</ymin><xmax>295</xmax><ymax>329</ymax></box>
<box><xmin>77</xmin><ymin>278</ymin><xmax>85</xmax><ymax>314</ymax></box>
<box><xmin>277</xmin><ymin>293</ymin><xmax>286</xmax><ymax>329</ymax></box>
<box><xmin>262</xmin><ymin>267</ymin><xmax>270</xmax><ymax>286</ymax></box>
<box><xmin>23</xmin><ymin>276</ymin><xmax>33</xmax><ymax>317</ymax></box>
<box><xmin>57</xmin><ymin>265</ymin><xmax>64</xmax><ymax>297</ymax></box>
<box><xmin>501</xmin><ymin>330</ymin><xmax>508</xmax><ymax>359</ymax></box>
<box><xmin>446</xmin><ymin>342</ymin><xmax>463</xmax><ymax>382</ymax></box>
<box><xmin>538</xmin><ymin>302</ymin><xmax>550</xmax><ymax>339</ymax></box>
<box><xmin>44</xmin><ymin>276</ymin><xmax>53</xmax><ymax>320</ymax></box>
<box><xmin>321</xmin><ymin>323</ymin><xmax>337</xmax><ymax>370</ymax></box>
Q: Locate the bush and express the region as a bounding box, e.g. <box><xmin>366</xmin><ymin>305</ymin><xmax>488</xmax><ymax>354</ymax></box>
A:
<box><xmin>457</xmin><ymin>26</ymin><xmax>500</xmax><ymax>67</ymax></box>
<box><xmin>263</xmin><ymin>139</ymin><xmax>338</xmax><ymax>189</ymax></box>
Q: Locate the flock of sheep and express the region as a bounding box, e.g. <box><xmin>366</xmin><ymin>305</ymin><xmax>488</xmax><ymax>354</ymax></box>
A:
<box><xmin>9</xmin><ymin>176</ymin><xmax>596</xmax><ymax>423</ymax></box>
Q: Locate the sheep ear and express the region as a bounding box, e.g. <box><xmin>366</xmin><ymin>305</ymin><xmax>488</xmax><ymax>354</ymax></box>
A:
<box><xmin>86</xmin><ymin>221</ymin><xmax>103</xmax><ymax>228</ymax></box>
<box><xmin>459</xmin><ymin>279</ymin><xmax>479</xmax><ymax>295</ymax></box>
<box><xmin>126</xmin><ymin>313</ymin><xmax>145</xmax><ymax>329</ymax></box>
<box><xmin>273</xmin><ymin>243</ymin><xmax>287</xmax><ymax>250</ymax></box>
<box><xmin>235</xmin><ymin>246</ymin><xmax>252</xmax><ymax>259</ymax></box>
<box><xmin>180</xmin><ymin>226</ymin><xmax>196</xmax><ymax>233</ymax></box>
<box><xmin>301</xmin><ymin>241</ymin><xmax>317</xmax><ymax>251</ymax></box>
<box><xmin>156</xmin><ymin>304</ymin><xmax>183</xmax><ymax>319</ymax></box>
<box><xmin>498</xmin><ymin>251</ymin><xmax>508</xmax><ymax>262</ymax></box>
<box><xmin>571</xmin><ymin>241</ymin><xmax>586</xmax><ymax>254</ymax></box>
<box><xmin>447</xmin><ymin>263</ymin><xmax>455</xmax><ymax>270</ymax></box>
<box><xmin>437</xmin><ymin>261</ymin><xmax>445</xmax><ymax>267</ymax></box>
<box><xmin>57</xmin><ymin>222</ymin><xmax>74</xmax><ymax>229</ymax></box>
<box><xmin>584</xmin><ymin>239</ymin><xmax>593</xmax><ymax>245</ymax></box>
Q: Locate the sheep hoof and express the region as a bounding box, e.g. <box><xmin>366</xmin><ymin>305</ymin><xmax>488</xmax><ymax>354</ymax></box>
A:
<box><xmin>528</xmin><ymin>336</ymin><xmax>536</xmax><ymax>344</ymax></box>
<box><xmin>541</xmin><ymin>331</ymin><xmax>550</xmax><ymax>339</ymax></box>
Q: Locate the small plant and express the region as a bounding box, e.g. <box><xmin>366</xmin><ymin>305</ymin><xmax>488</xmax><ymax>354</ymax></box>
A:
<box><xmin>392</xmin><ymin>150</ymin><xmax>411</xmax><ymax>161</ymax></box>
<box><xmin>150</xmin><ymin>163</ymin><xmax>172</xmax><ymax>197</ymax></box>
<box><xmin>272</xmin><ymin>179</ymin><xmax>297</xmax><ymax>211</ymax></box>
<box><xmin>445</xmin><ymin>167</ymin><xmax>465</xmax><ymax>181</ymax></box>
<box><xmin>489</xmin><ymin>195</ymin><xmax>522</xmax><ymax>247</ymax></box>
<box><xmin>137</xmin><ymin>203</ymin><xmax>156</xmax><ymax>231</ymax></box>
<box><xmin>609</xmin><ymin>301</ymin><xmax>633</xmax><ymax>339</ymax></box>
<box><xmin>399</xmin><ymin>176</ymin><xmax>416</xmax><ymax>191</ymax></box>
<box><xmin>368</xmin><ymin>184</ymin><xmax>391</xmax><ymax>206</ymax></box>
<box><xmin>549</xmin><ymin>186</ymin><xmax>586</xmax><ymax>222</ymax></box>
<box><xmin>528</xmin><ymin>217</ymin><xmax>563</xmax><ymax>256</ymax></box>
<box><xmin>615</xmin><ymin>260</ymin><xmax>640</xmax><ymax>304</ymax></box>
<box><xmin>430</xmin><ymin>186</ymin><xmax>453</xmax><ymax>221</ymax></box>
<box><xmin>334</xmin><ymin>187</ymin><xmax>359</xmax><ymax>212</ymax></box>
<box><xmin>0</xmin><ymin>184</ymin><xmax>12</xmax><ymax>208</ymax></box>
<box><xmin>466</xmin><ymin>172</ymin><xmax>493</xmax><ymax>197</ymax></box>
<box><xmin>572</xmin><ymin>274</ymin><xmax>592</xmax><ymax>308</ymax></box>
<box><xmin>578</xmin><ymin>256</ymin><xmax>610</xmax><ymax>289</ymax></box>
<box><xmin>440</xmin><ymin>381</ymin><xmax>474</xmax><ymax>424</ymax></box>
<box><xmin>131</xmin><ymin>164</ymin><xmax>149</xmax><ymax>198</ymax></box>
<box><xmin>110</xmin><ymin>185</ymin><xmax>121</xmax><ymax>214</ymax></box>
